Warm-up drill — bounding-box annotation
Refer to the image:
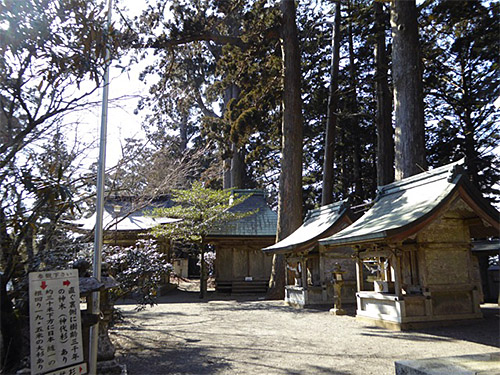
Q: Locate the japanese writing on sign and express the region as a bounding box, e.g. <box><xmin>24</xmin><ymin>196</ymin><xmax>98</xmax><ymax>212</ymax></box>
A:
<box><xmin>44</xmin><ymin>362</ymin><xmax>87</xmax><ymax>375</ymax></box>
<box><xmin>29</xmin><ymin>269</ymin><xmax>85</xmax><ymax>375</ymax></box>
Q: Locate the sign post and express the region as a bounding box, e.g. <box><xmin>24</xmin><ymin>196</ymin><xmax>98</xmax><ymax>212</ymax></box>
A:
<box><xmin>89</xmin><ymin>0</ymin><xmax>113</xmax><ymax>373</ymax></box>
<box><xmin>29</xmin><ymin>269</ymin><xmax>86</xmax><ymax>375</ymax></box>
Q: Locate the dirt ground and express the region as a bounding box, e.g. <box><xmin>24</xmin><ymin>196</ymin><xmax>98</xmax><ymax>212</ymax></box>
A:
<box><xmin>109</xmin><ymin>281</ymin><xmax>499</xmax><ymax>375</ymax></box>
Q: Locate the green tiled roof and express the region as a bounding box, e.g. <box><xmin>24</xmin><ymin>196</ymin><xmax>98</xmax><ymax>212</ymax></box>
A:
<box><xmin>208</xmin><ymin>190</ymin><xmax>277</xmax><ymax>237</ymax></box>
<box><xmin>262</xmin><ymin>200</ymin><xmax>351</xmax><ymax>254</ymax></box>
<box><xmin>319</xmin><ymin>159</ymin><xmax>499</xmax><ymax>247</ymax></box>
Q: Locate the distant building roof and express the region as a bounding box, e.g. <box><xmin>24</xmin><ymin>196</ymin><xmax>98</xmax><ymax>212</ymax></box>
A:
<box><xmin>319</xmin><ymin>160</ymin><xmax>499</xmax><ymax>247</ymax></box>
<box><xmin>70</xmin><ymin>197</ymin><xmax>180</xmax><ymax>233</ymax></box>
<box><xmin>262</xmin><ymin>200</ymin><xmax>353</xmax><ymax>254</ymax></box>
<box><xmin>208</xmin><ymin>190</ymin><xmax>277</xmax><ymax>238</ymax></box>
<box><xmin>73</xmin><ymin>191</ymin><xmax>278</xmax><ymax>237</ymax></box>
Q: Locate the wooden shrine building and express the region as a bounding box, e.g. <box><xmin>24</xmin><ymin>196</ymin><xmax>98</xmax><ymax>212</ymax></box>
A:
<box><xmin>263</xmin><ymin>200</ymin><xmax>356</xmax><ymax>307</ymax></box>
<box><xmin>70</xmin><ymin>196</ymin><xmax>178</xmax><ymax>247</ymax></box>
<box><xmin>207</xmin><ymin>190</ymin><xmax>277</xmax><ymax>294</ymax></box>
<box><xmin>70</xmin><ymin>197</ymin><xmax>194</xmax><ymax>276</ymax></box>
<box><xmin>319</xmin><ymin>160</ymin><xmax>499</xmax><ymax>330</ymax></box>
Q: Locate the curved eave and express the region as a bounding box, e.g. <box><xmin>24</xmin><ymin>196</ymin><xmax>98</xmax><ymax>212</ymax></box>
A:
<box><xmin>319</xmin><ymin>230</ymin><xmax>389</xmax><ymax>248</ymax></box>
<box><xmin>262</xmin><ymin>210</ymin><xmax>353</xmax><ymax>255</ymax></box>
<box><xmin>320</xmin><ymin>176</ymin><xmax>499</xmax><ymax>248</ymax></box>
<box><xmin>262</xmin><ymin>241</ymin><xmax>314</xmax><ymax>255</ymax></box>
<box><xmin>457</xmin><ymin>180</ymin><xmax>500</xmax><ymax>232</ymax></box>
<box><xmin>67</xmin><ymin>217</ymin><xmax>181</xmax><ymax>234</ymax></box>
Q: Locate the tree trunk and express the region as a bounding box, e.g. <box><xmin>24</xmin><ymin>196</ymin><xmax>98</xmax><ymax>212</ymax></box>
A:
<box><xmin>339</xmin><ymin>126</ymin><xmax>348</xmax><ymax>196</ymax></box>
<box><xmin>321</xmin><ymin>1</ymin><xmax>341</xmax><ymax>206</ymax></box>
<box><xmin>267</xmin><ymin>0</ymin><xmax>304</xmax><ymax>300</ymax></box>
<box><xmin>230</xmin><ymin>145</ymin><xmax>245</xmax><ymax>189</ymax></box>
<box><xmin>223</xmin><ymin>159</ymin><xmax>231</xmax><ymax>189</ymax></box>
<box><xmin>199</xmin><ymin>244</ymin><xmax>207</xmax><ymax>299</ymax></box>
<box><xmin>223</xmin><ymin>84</ymin><xmax>246</xmax><ymax>189</ymax></box>
<box><xmin>347</xmin><ymin>1</ymin><xmax>364</xmax><ymax>202</ymax></box>
<box><xmin>374</xmin><ymin>1</ymin><xmax>394</xmax><ymax>186</ymax></box>
<box><xmin>460</xmin><ymin>58</ymin><xmax>478</xmax><ymax>187</ymax></box>
<box><xmin>391</xmin><ymin>0</ymin><xmax>426</xmax><ymax>180</ymax></box>
<box><xmin>179</xmin><ymin>113</ymin><xmax>188</xmax><ymax>152</ymax></box>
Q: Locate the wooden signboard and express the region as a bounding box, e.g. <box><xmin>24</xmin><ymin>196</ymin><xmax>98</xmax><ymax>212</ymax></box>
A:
<box><xmin>29</xmin><ymin>269</ymin><xmax>86</xmax><ymax>375</ymax></box>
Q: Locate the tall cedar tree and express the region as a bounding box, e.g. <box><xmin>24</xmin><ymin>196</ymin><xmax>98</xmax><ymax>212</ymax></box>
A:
<box><xmin>267</xmin><ymin>0</ymin><xmax>304</xmax><ymax>300</ymax></box>
<box><xmin>134</xmin><ymin>1</ymin><xmax>282</xmax><ymax>191</ymax></box>
<box><xmin>321</xmin><ymin>1</ymin><xmax>341</xmax><ymax>206</ymax></box>
<box><xmin>346</xmin><ymin>0</ymin><xmax>364</xmax><ymax>202</ymax></box>
<box><xmin>391</xmin><ymin>0</ymin><xmax>426</xmax><ymax>179</ymax></box>
<box><xmin>374</xmin><ymin>1</ymin><xmax>394</xmax><ymax>186</ymax></box>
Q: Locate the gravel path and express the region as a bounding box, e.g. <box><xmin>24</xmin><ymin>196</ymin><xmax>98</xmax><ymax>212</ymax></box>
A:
<box><xmin>110</xmin><ymin>283</ymin><xmax>499</xmax><ymax>375</ymax></box>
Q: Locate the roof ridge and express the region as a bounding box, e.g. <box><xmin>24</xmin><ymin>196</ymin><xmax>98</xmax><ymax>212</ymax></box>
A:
<box><xmin>376</xmin><ymin>159</ymin><xmax>464</xmax><ymax>198</ymax></box>
<box><xmin>232</xmin><ymin>189</ymin><xmax>266</xmax><ymax>196</ymax></box>
<box><xmin>305</xmin><ymin>199</ymin><xmax>349</xmax><ymax>220</ymax></box>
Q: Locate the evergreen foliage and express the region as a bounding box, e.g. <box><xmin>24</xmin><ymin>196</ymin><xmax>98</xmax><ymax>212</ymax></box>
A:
<box><xmin>151</xmin><ymin>182</ymin><xmax>255</xmax><ymax>298</ymax></box>
<box><xmin>421</xmin><ymin>0</ymin><xmax>499</xmax><ymax>198</ymax></box>
<box><xmin>151</xmin><ymin>181</ymin><xmax>254</xmax><ymax>243</ymax></box>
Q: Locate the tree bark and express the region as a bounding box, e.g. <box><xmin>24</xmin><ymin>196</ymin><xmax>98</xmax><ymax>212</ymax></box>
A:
<box><xmin>391</xmin><ymin>0</ymin><xmax>426</xmax><ymax>180</ymax></box>
<box><xmin>222</xmin><ymin>84</ymin><xmax>247</xmax><ymax>189</ymax></box>
<box><xmin>347</xmin><ymin>1</ymin><xmax>364</xmax><ymax>202</ymax></box>
<box><xmin>223</xmin><ymin>159</ymin><xmax>231</xmax><ymax>189</ymax></box>
<box><xmin>374</xmin><ymin>2</ymin><xmax>394</xmax><ymax>186</ymax></box>
<box><xmin>230</xmin><ymin>145</ymin><xmax>245</xmax><ymax>189</ymax></box>
<box><xmin>267</xmin><ymin>0</ymin><xmax>304</xmax><ymax>300</ymax></box>
<box><xmin>321</xmin><ymin>1</ymin><xmax>341</xmax><ymax>206</ymax></box>
<box><xmin>179</xmin><ymin>113</ymin><xmax>188</xmax><ymax>152</ymax></box>
<box><xmin>460</xmin><ymin>58</ymin><xmax>478</xmax><ymax>186</ymax></box>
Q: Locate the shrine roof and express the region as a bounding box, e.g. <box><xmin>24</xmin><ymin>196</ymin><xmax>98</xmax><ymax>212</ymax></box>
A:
<box><xmin>319</xmin><ymin>160</ymin><xmax>499</xmax><ymax>247</ymax></box>
<box><xmin>208</xmin><ymin>190</ymin><xmax>277</xmax><ymax>238</ymax></box>
<box><xmin>71</xmin><ymin>191</ymin><xmax>277</xmax><ymax>237</ymax></box>
<box><xmin>262</xmin><ymin>200</ymin><xmax>353</xmax><ymax>254</ymax></box>
<box><xmin>70</xmin><ymin>197</ymin><xmax>180</xmax><ymax>233</ymax></box>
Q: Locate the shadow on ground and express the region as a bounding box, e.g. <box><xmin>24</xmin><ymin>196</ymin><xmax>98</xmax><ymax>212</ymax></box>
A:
<box><xmin>113</xmin><ymin>342</ymin><xmax>229</xmax><ymax>375</ymax></box>
<box><xmin>358</xmin><ymin>304</ymin><xmax>499</xmax><ymax>348</ymax></box>
<box><xmin>112</xmin><ymin>332</ymin><xmax>355</xmax><ymax>375</ymax></box>
<box><xmin>113</xmin><ymin>289</ymin><xmax>499</xmax><ymax>374</ymax></box>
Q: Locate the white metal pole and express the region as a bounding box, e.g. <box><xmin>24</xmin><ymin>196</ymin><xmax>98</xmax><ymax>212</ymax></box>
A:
<box><xmin>89</xmin><ymin>0</ymin><xmax>113</xmax><ymax>373</ymax></box>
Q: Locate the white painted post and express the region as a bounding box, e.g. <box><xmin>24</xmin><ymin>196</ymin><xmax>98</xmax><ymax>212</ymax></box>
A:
<box><xmin>89</xmin><ymin>0</ymin><xmax>113</xmax><ymax>373</ymax></box>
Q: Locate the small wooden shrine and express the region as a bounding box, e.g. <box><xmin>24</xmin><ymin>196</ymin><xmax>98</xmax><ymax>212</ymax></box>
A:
<box><xmin>207</xmin><ymin>190</ymin><xmax>277</xmax><ymax>294</ymax></box>
<box><xmin>319</xmin><ymin>160</ymin><xmax>499</xmax><ymax>330</ymax></box>
<box><xmin>70</xmin><ymin>196</ymin><xmax>190</xmax><ymax>275</ymax></box>
<box><xmin>263</xmin><ymin>200</ymin><xmax>356</xmax><ymax>307</ymax></box>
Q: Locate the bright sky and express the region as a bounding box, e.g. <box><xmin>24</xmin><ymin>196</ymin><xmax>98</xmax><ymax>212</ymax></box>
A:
<box><xmin>76</xmin><ymin>0</ymin><xmax>152</xmax><ymax>169</ymax></box>
<box><xmin>80</xmin><ymin>60</ymin><xmax>149</xmax><ymax>168</ymax></box>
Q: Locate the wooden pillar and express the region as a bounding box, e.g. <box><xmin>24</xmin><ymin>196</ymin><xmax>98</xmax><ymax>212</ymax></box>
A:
<box><xmin>355</xmin><ymin>255</ymin><xmax>364</xmax><ymax>292</ymax></box>
<box><xmin>419</xmin><ymin>245</ymin><xmax>433</xmax><ymax>317</ymax></box>
<box><xmin>284</xmin><ymin>256</ymin><xmax>288</xmax><ymax>285</ymax></box>
<box><xmin>301</xmin><ymin>256</ymin><xmax>308</xmax><ymax>305</ymax></box>
<box><xmin>392</xmin><ymin>250</ymin><xmax>403</xmax><ymax>298</ymax></box>
<box><xmin>319</xmin><ymin>251</ymin><xmax>327</xmax><ymax>302</ymax></box>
